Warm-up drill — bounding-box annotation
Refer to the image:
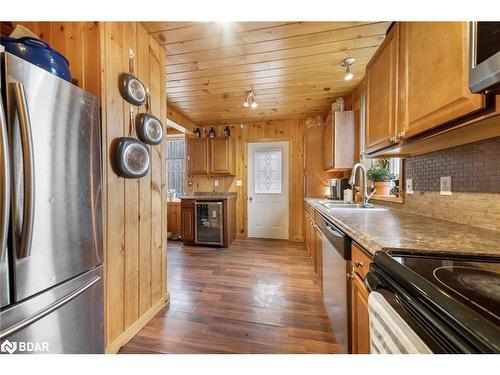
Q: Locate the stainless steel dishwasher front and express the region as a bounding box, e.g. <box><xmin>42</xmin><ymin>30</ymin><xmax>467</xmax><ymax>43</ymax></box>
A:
<box><xmin>320</xmin><ymin>214</ymin><xmax>351</xmax><ymax>354</ymax></box>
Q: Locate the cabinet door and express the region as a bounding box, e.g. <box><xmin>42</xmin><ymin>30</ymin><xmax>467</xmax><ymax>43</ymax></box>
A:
<box><xmin>181</xmin><ymin>207</ymin><xmax>194</xmax><ymax>241</ymax></box>
<box><xmin>351</xmin><ymin>274</ymin><xmax>370</xmax><ymax>354</ymax></box>
<box><xmin>323</xmin><ymin>112</ymin><xmax>334</xmax><ymax>170</ymax></box>
<box><xmin>399</xmin><ymin>22</ymin><xmax>485</xmax><ymax>139</ymax></box>
<box><xmin>304</xmin><ymin>212</ymin><xmax>311</xmax><ymax>255</ymax></box>
<box><xmin>365</xmin><ymin>24</ymin><xmax>399</xmax><ymax>153</ymax></box>
<box><xmin>209</xmin><ymin>137</ymin><xmax>234</xmax><ymax>175</ymax></box>
<box><xmin>313</xmin><ymin>225</ymin><xmax>323</xmax><ymax>285</ymax></box>
<box><xmin>187</xmin><ymin>138</ymin><xmax>208</xmax><ymax>175</ymax></box>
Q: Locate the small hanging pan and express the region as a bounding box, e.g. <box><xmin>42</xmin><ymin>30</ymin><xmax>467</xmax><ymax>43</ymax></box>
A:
<box><xmin>136</xmin><ymin>89</ymin><xmax>163</xmax><ymax>145</ymax></box>
<box><xmin>119</xmin><ymin>49</ymin><xmax>146</xmax><ymax>106</ymax></box>
<box><xmin>112</xmin><ymin>107</ymin><xmax>151</xmax><ymax>179</ymax></box>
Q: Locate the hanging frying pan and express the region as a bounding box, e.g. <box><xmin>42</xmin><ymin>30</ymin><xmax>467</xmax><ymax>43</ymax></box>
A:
<box><xmin>112</xmin><ymin>107</ymin><xmax>150</xmax><ymax>178</ymax></box>
<box><xmin>135</xmin><ymin>89</ymin><xmax>163</xmax><ymax>145</ymax></box>
<box><xmin>119</xmin><ymin>49</ymin><xmax>146</xmax><ymax>106</ymax></box>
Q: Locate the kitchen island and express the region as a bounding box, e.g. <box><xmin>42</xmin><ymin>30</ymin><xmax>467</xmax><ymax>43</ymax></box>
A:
<box><xmin>180</xmin><ymin>193</ymin><xmax>237</xmax><ymax>247</ymax></box>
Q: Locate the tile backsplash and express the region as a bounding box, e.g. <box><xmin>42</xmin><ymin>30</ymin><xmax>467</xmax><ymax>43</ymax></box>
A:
<box><xmin>378</xmin><ymin>136</ymin><xmax>500</xmax><ymax>232</ymax></box>
<box><xmin>405</xmin><ymin>136</ymin><xmax>500</xmax><ymax>193</ymax></box>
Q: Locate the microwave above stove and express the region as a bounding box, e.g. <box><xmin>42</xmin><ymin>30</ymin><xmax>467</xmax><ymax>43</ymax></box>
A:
<box><xmin>469</xmin><ymin>21</ymin><xmax>500</xmax><ymax>93</ymax></box>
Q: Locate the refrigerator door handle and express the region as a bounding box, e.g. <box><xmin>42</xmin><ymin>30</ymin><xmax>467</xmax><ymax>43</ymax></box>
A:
<box><xmin>11</xmin><ymin>82</ymin><xmax>35</xmax><ymax>259</ymax></box>
<box><xmin>0</xmin><ymin>275</ymin><xmax>101</xmax><ymax>340</ymax></box>
<box><xmin>0</xmin><ymin>95</ymin><xmax>10</xmax><ymax>263</ymax></box>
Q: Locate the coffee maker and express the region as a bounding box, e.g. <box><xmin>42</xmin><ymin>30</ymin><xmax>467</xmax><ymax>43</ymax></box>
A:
<box><xmin>328</xmin><ymin>178</ymin><xmax>349</xmax><ymax>200</ymax></box>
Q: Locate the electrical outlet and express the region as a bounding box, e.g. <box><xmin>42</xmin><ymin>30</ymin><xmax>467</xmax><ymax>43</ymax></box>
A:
<box><xmin>440</xmin><ymin>176</ymin><xmax>452</xmax><ymax>195</ymax></box>
<box><xmin>406</xmin><ymin>178</ymin><xmax>414</xmax><ymax>194</ymax></box>
<box><xmin>214</xmin><ymin>180</ymin><xmax>219</xmax><ymax>187</ymax></box>
<box><xmin>236</xmin><ymin>179</ymin><xmax>242</xmax><ymax>187</ymax></box>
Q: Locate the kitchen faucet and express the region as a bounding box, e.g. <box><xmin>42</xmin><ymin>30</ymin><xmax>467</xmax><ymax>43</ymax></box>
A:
<box><xmin>349</xmin><ymin>163</ymin><xmax>376</xmax><ymax>208</ymax></box>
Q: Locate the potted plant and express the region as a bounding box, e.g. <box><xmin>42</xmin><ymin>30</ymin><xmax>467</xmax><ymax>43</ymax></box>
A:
<box><xmin>367</xmin><ymin>166</ymin><xmax>396</xmax><ymax>196</ymax></box>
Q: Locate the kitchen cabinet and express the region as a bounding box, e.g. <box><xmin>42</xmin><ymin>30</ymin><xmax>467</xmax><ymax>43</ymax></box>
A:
<box><xmin>323</xmin><ymin>110</ymin><xmax>355</xmax><ymax>171</ymax></box>
<box><xmin>186</xmin><ymin>138</ymin><xmax>209</xmax><ymax>175</ymax></box>
<box><xmin>398</xmin><ymin>22</ymin><xmax>485</xmax><ymax>139</ymax></box>
<box><xmin>181</xmin><ymin>200</ymin><xmax>195</xmax><ymax>244</ymax></box>
<box><xmin>350</xmin><ymin>242</ymin><xmax>372</xmax><ymax>354</ymax></box>
<box><xmin>365</xmin><ymin>22</ymin><xmax>494</xmax><ymax>157</ymax></box>
<box><xmin>186</xmin><ymin>136</ymin><xmax>235</xmax><ymax>176</ymax></box>
<box><xmin>304</xmin><ymin>205</ymin><xmax>322</xmax><ymax>285</ymax></box>
<box><xmin>209</xmin><ymin>137</ymin><xmax>235</xmax><ymax>175</ymax></box>
<box><xmin>167</xmin><ymin>201</ymin><xmax>181</xmax><ymax>234</ymax></box>
<box><xmin>365</xmin><ymin>23</ymin><xmax>400</xmax><ymax>154</ymax></box>
<box><xmin>313</xmin><ymin>222</ymin><xmax>323</xmax><ymax>286</ymax></box>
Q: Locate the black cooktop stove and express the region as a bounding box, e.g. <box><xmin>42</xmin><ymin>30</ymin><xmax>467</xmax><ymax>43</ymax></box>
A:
<box><xmin>391</xmin><ymin>255</ymin><xmax>500</xmax><ymax>327</ymax></box>
<box><xmin>368</xmin><ymin>251</ymin><xmax>500</xmax><ymax>353</ymax></box>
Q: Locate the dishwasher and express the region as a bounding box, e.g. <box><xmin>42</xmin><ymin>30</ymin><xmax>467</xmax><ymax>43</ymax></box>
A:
<box><xmin>320</xmin><ymin>214</ymin><xmax>351</xmax><ymax>354</ymax></box>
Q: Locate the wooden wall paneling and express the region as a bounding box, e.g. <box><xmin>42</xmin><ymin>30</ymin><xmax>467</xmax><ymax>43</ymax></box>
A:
<box><xmin>136</xmin><ymin>23</ymin><xmax>152</xmax><ymax>316</ymax></box>
<box><xmin>122</xmin><ymin>21</ymin><xmax>140</xmax><ymax>330</ymax></box>
<box><xmin>82</xmin><ymin>22</ymin><xmax>101</xmax><ymax>98</ymax></box>
<box><xmin>102</xmin><ymin>21</ymin><xmax>126</xmax><ymax>348</ymax></box>
<box><xmin>160</xmin><ymin>44</ymin><xmax>168</xmax><ymax>299</ymax></box>
<box><xmin>148</xmin><ymin>35</ymin><xmax>163</xmax><ymax>304</ymax></box>
<box><xmin>191</xmin><ymin>119</ymin><xmax>306</xmax><ymax>241</ymax></box>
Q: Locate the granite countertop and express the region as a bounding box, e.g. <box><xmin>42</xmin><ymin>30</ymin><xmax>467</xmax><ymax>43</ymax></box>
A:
<box><xmin>179</xmin><ymin>192</ymin><xmax>237</xmax><ymax>201</ymax></box>
<box><xmin>305</xmin><ymin>198</ymin><xmax>500</xmax><ymax>258</ymax></box>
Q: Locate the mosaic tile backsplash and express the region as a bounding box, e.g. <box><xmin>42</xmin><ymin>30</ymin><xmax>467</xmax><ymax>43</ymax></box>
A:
<box><xmin>405</xmin><ymin>136</ymin><xmax>500</xmax><ymax>193</ymax></box>
<box><xmin>377</xmin><ymin>136</ymin><xmax>500</xmax><ymax>232</ymax></box>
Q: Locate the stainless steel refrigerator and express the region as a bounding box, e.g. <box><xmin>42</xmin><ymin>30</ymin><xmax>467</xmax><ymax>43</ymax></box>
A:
<box><xmin>0</xmin><ymin>51</ymin><xmax>104</xmax><ymax>354</ymax></box>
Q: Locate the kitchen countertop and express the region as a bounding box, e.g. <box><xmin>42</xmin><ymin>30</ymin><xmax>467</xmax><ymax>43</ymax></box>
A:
<box><xmin>305</xmin><ymin>198</ymin><xmax>500</xmax><ymax>258</ymax></box>
<box><xmin>179</xmin><ymin>192</ymin><xmax>237</xmax><ymax>201</ymax></box>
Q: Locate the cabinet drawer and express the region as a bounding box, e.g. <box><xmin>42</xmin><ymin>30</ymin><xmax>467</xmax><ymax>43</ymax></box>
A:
<box><xmin>351</xmin><ymin>242</ymin><xmax>372</xmax><ymax>279</ymax></box>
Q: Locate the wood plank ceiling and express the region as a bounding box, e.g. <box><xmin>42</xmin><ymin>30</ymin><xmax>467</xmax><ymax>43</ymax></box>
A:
<box><xmin>142</xmin><ymin>22</ymin><xmax>391</xmax><ymax>125</ymax></box>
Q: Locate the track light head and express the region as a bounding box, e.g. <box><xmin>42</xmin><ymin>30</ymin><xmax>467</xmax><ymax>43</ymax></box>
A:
<box><xmin>341</xmin><ymin>57</ymin><xmax>356</xmax><ymax>81</ymax></box>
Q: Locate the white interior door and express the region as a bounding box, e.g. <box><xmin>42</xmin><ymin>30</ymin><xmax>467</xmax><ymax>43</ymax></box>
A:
<box><xmin>247</xmin><ymin>142</ymin><xmax>289</xmax><ymax>239</ymax></box>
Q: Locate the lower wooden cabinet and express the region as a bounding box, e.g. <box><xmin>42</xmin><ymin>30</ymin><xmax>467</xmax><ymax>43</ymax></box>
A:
<box><xmin>181</xmin><ymin>200</ymin><xmax>195</xmax><ymax>244</ymax></box>
<box><xmin>304</xmin><ymin>205</ymin><xmax>322</xmax><ymax>286</ymax></box>
<box><xmin>167</xmin><ymin>201</ymin><xmax>181</xmax><ymax>234</ymax></box>
<box><xmin>350</xmin><ymin>243</ymin><xmax>373</xmax><ymax>354</ymax></box>
<box><xmin>351</xmin><ymin>273</ymin><xmax>371</xmax><ymax>354</ymax></box>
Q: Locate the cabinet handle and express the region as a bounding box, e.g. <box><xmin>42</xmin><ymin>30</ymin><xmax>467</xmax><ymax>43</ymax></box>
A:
<box><xmin>355</xmin><ymin>260</ymin><xmax>364</xmax><ymax>268</ymax></box>
<box><xmin>396</xmin><ymin>132</ymin><xmax>405</xmax><ymax>141</ymax></box>
<box><xmin>388</xmin><ymin>136</ymin><xmax>397</xmax><ymax>144</ymax></box>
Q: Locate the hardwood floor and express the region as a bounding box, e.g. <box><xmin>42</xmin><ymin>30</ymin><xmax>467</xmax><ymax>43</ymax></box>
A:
<box><xmin>120</xmin><ymin>238</ymin><xmax>340</xmax><ymax>353</ymax></box>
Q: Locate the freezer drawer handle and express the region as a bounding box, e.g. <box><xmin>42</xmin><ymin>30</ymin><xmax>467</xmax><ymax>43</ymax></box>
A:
<box><xmin>0</xmin><ymin>275</ymin><xmax>101</xmax><ymax>340</ymax></box>
<box><xmin>11</xmin><ymin>82</ymin><xmax>35</xmax><ymax>259</ymax></box>
<box><xmin>0</xmin><ymin>94</ymin><xmax>10</xmax><ymax>263</ymax></box>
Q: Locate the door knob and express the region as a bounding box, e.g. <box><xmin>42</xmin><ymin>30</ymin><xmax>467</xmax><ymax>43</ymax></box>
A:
<box><xmin>249</xmin><ymin>196</ymin><xmax>253</xmax><ymax>202</ymax></box>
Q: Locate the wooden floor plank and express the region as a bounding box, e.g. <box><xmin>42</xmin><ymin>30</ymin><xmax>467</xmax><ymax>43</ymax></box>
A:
<box><xmin>120</xmin><ymin>238</ymin><xmax>339</xmax><ymax>354</ymax></box>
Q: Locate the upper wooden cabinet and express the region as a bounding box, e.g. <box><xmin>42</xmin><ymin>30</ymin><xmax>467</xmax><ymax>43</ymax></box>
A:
<box><xmin>209</xmin><ymin>137</ymin><xmax>235</xmax><ymax>175</ymax></box>
<box><xmin>323</xmin><ymin>110</ymin><xmax>355</xmax><ymax>170</ymax></box>
<box><xmin>365</xmin><ymin>22</ymin><xmax>493</xmax><ymax>156</ymax></box>
<box><xmin>186</xmin><ymin>136</ymin><xmax>235</xmax><ymax>176</ymax></box>
<box><xmin>398</xmin><ymin>22</ymin><xmax>485</xmax><ymax>139</ymax></box>
<box><xmin>187</xmin><ymin>137</ymin><xmax>209</xmax><ymax>175</ymax></box>
<box><xmin>365</xmin><ymin>24</ymin><xmax>400</xmax><ymax>154</ymax></box>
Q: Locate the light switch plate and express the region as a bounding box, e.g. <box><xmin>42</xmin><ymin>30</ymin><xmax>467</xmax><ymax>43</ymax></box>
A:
<box><xmin>406</xmin><ymin>178</ymin><xmax>414</xmax><ymax>194</ymax></box>
<box><xmin>214</xmin><ymin>180</ymin><xmax>219</xmax><ymax>187</ymax></box>
<box><xmin>440</xmin><ymin>176</ymin><xmax>452</xmax><ymax>195</ymax></box>
<box><xmin>236</xmin><ymin>179</ymin><xmax>242</xmax><ymax>187</ymax></box>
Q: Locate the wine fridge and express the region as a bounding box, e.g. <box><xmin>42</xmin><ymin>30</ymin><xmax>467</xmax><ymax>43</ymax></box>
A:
<box><xmin>195</xmin><ymin>201</ymin><xmax>223</xmax><ymax>246</ymax></box>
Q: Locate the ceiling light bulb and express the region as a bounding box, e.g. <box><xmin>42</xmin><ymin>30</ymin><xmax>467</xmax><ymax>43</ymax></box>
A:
<box><xmin>344</xmin><ymin>69</ymin><xmax>354</xmax><ymax>81</ymax></box>
<box><xmin>341</xmin><ymin>57</ymin><xmax>356</xmax><ymax>81</ymax></box>
<box><xmin>251</xmin><ymin>101</ymin><xmax>258</xmax><ymax>109</ymax></box>
<box><xmin>243</xmin><ymin>101</ymin><xmax>250</xmax><ymax>108</ymax></box>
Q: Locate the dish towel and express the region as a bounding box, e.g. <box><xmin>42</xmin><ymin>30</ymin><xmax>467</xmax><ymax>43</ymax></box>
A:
<box><xmin>368</xmin><ymin>291</ymin><xmax>433</xmax><ymax>354</ymax></box>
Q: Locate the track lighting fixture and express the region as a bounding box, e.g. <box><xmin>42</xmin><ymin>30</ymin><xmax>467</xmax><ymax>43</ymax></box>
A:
<box><xmin>341</xmin><ymin>57</ymin><xmax>356</xmax><ymax>81</ymax></box>
<box><xmin>243</xmin><ymin>91</ymin><xmax>257</xmax><ymax>109</ymax></box>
